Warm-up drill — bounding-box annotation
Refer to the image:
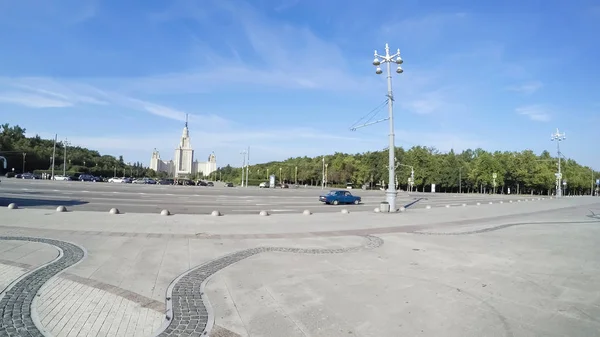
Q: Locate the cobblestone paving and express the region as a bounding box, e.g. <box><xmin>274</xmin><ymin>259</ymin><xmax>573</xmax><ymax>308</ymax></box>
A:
<box><xmin>157</xmin><ymin>235</ymin><xmax>384</xmax><ymax>337</ymax></box>
<box><xmin>0</xmin><ymin>236</ymin><xmax>85</xmax><ymax>337</ymax></box>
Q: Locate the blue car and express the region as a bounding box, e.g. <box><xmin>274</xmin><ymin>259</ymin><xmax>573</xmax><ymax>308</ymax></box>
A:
<box><xmin>319</xmin><ymin>190</ymin><xmax>362</xmax><ymax>205</ymax></box>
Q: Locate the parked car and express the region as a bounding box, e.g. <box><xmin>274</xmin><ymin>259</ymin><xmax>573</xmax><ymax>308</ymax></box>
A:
<box><xmin>108</xmin><ymin>177</ymin><xmax>127</xmax><ymax>183</ymax></box>
<box><xmin>196</xmin><ymin>180</ymin><xmax>208</xmax><ymax>186</ymax></box>
<box><xmin>319</xmin><ymin>190</ymin><xmax>362</xmax><ymax>205</ymax></box>
<box><xmin>157</xmin><ymin>179</ymin><xmax>174</xmax><ymax>185</ymax></box>
<box><xmin>53</xmin><ymin>175</ymin><xmax>72</xmax><ymax>181</ymax></box>
<box><xmin>206</xmin><ymin>181</ymin><xmax>214</xmax><ymax>187</ymax></box>
<box><xmin>79</xmin><ymin>174</ymin><xmax>94</xmax><ymax>182</ymax></box>
<box><xmin>259</xmin><ymin>182</ymin><xmax>269</xmax><ymax>188</ymax></box>
<box><xmin>224</xmin><ymin>182</ymin><xmax>234</xmax><ymax>187</ymax></box>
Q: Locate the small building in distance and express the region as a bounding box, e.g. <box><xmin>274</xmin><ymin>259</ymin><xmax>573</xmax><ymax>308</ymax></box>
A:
<box><xmin>149</xmin><ymin>116</ymin><xmax>217</xmax><ymax>179</ymax></box>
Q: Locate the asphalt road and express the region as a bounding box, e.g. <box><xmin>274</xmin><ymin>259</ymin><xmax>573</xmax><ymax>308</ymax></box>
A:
<box><xmin>0</xmin><ymin>179</ymin><xmax>537</xmax><ymax>214</ymax></box>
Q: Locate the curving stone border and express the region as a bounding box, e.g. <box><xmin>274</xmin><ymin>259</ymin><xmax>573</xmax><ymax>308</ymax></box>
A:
<box><xmin>154</xmin><ymin>235</ymin><xmax>383</xmax><ymax>337</ymax></box>
<box><xmin>0</xmin><ymin>236</ymin><xmax>86</xmax><ymax>337</ymax></box>
<box><xmin>411</xmin><ymin>219</ymin><xmax>600</xmax><ymax>236</ymax></box>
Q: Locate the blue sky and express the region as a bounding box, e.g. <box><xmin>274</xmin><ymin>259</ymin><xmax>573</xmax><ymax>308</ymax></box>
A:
<box><xmin>0</xmin><ymin>0</ymin><xmax>598</xmax><ymax>169</ymax></box>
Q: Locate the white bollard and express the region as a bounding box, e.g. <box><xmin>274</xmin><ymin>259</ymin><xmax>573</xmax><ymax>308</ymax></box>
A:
<box><xmin>160</xmin><ymin>209</ymin><xmax>170</xmax><ymax>216</ymax></box>
<box><xmin>56</xmin><ymin>205</ymin><xmax>67</xmax><ymax>212</ymax></box>
<box><xmin>445</xmin><ymin>205</ymin><xmax>450</xmax><ymax>208</ymax></box>
<box><xmin>211</xmin><ymin>210</ymin><xmax>222</xmax><ymax>216</ymax></box>
<box><xmin>7</xmin><ymin>203</ymin><xmax>18</xmax><ymax>209</ymax></box>
<box><xmin>303</xmin><ymin>209</ymin><xmax>312</xmax><ymax>215</ymax></box>
<box><xmin>341</xmin><ymin>209</ymin><xmax>350</xmax><ymax>214</ymax></box>
<box><xmin>462</xmin><ymin>203</ymin><xmax>467</xmax><ymax>207</ymax></box>
<box><xmin>399</xmin><ymin>207</ymin><xmax>406</xmax><ymax>212</ymax></box>
<box><xmin>425</xmin><ymin>205</ymin><xmax>431</xmax><ymax>209</ymax></box>
<box><xmin>259</xmin><ymin>210</ymin><xmax>270</xmax><ymax>216</ymax></box>
<box><xmin>476</xmin><ymin>202</ymin><xmax>481</xmax><ymax>206</ymax></box>
<box><xmin>109</xmin><ymin>208</ymin><xmax>120</xmax><ymax>215</ymax></box>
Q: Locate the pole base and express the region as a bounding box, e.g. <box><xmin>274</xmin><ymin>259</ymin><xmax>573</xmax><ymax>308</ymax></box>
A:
<box><xmin>385</xmin><ymin>189</ymin><xmax>398</xmax><ymax>212</ymax></box>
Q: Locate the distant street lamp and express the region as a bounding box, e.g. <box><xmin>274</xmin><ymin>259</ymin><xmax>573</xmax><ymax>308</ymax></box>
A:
<box><xmin>240</xmin><ymin>149</ymin><xmax>247</xmax><ymax>186</ymax></box>
<box><xmin>279</xmin><ymin>167</ymin><xmax>282</xmax><ymax>183</ymax></box>
<box><xmin>459</xmin><ymin>167</ymin><xmax>463</xmax><ymax>194</ymax></box>
<box><xmin>295</xmin><ymin>166</ymin><xmax>298</xmax><ymax>185</ymax></box>
<box><xmin>325</xmin><ymin>163</ymin><xmax>329</xmax><ymax>187</ymax></box>
<box><xmin>22</xmin><ymin>152</ymin><xmax>26</xmax><ymax>173</ymax></box>
<box><xmin>63</xmin><ymin>138</ymin><xmax>69</xmax><ymax>176</ymax></box>
<box><xmin>550</xmin><ymin>128</ymin><xmax>566</xmax><ymax>197</ymax></box>
<box><xmin>321</xmin><ymin>157</ymin><xmax>325</xmax><ymax>189</ymax></box>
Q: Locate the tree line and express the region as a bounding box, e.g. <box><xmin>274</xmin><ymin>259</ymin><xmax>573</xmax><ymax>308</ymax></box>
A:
<box><xmin>0</xmin><ymin>124</ymin><xmax>160</xmax><ymax>179</ymax></box>
<box><xmin>1</xmin><ymin>124</ymin><xmax>597</xmax><ymax>195</ymax></box>
<box><xmin>216</xmin><ymin>147</ymin><xmax>597</xmax><ymax>196</ymax></box>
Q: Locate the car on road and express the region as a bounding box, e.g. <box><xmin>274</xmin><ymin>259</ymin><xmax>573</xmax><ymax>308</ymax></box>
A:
<box><xmin>157</xmin><ymin>179</ymin><xmax>174</xmax><ymax>185</ymax></box>
<box><xmin>206</xmin><ymin>181</ymin><xmax>214</xmax><ymax>187</ymax></box>
<box><xmin>79</xmin><ymin>174</ymin><xmax>95</xmax><ymax>182</ymax></box>
<box><xmin>259</xmin><ymin>182</ymin><xmax>269</xmax><ymax>188</ymax></box>
<box><xmin>196</xmin><ymin>180</ymin><xmax>208</xmax><ymax>186</ymax></box>
<box><xmin>319</xmin><ymin>190</ymin><xmax>362</xmax><ymax>205</ymax></box>
<box><xmin>108</xmin><ymin>177</ymin><xmax>131</xmax><ymax>183</ymax></box>
<box><xmin>132</xmin><ymin>178</ymin><xmax>156</xmax><ymax>184</ymax></box>
<box><xmin>224</xmin><ymin>182</ymin><xmax>234</xmax><ymax>187</ymax></box>
<box><xmin>53</xmin><ymin>175</ymin><xmax>72</xmax><ymax>181</ymax></box>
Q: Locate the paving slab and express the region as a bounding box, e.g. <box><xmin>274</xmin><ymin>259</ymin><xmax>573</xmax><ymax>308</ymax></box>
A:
<box><xmin>0</xmin><ymin>195</ymin><xmax>598</xmax><ymax>336</ymax></box>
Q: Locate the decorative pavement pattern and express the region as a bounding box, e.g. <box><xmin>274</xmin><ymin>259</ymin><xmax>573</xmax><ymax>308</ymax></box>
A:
<box><xmin>0</xmin><ymin>235</ymin><xmax>383</xmax><ymax>337</ymax></box>
<box><xmin>0</xmin><ymin>236</ymin><xmax>85</xmax><ymax>337</ymax></box>
<box><xmin>156</xmin><ymin>235</ymin><xmax>384</xmax><ymax>336</ymax></box>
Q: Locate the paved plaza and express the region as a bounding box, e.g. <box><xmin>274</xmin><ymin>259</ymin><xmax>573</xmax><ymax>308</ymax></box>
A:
<box><xmin>2</xmin><ymin>179</ymin><xmax>533</xmax><ymax>215</ymax></box>
<box><xmin>0</xmin><ymin>182</ymin><xmax>599</xmax><ymax>336</ymax></box>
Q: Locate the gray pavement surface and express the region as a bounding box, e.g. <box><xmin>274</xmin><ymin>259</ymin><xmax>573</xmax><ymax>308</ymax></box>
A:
<box><xmin>1</xmin><ymin>194</ymin><xmax>599</xmax><ymax>336</ymax></box>
<box><xmin>1</xmin><ymin>179</ymin><xmax>542</xmax><ymax>215</ymax></box>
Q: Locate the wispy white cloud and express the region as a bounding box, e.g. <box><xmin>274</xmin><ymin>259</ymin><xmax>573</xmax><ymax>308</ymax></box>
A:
<box><xmin>274</xmin><ymin>0</ymin><xmax>301</xmax><ymax>12</ymax></box>
<box><xmin>381</xmin><ymin>12</ymin><xmax>468</xmax><ymax>42</ymax></box>
<box><xmin>0</xmin><ymin>92</ymin><xmax>73</xmax><ymax>108</ymax></box>
<box><xmin>516</xmin><ymin>105</ymin><xmax>551</xmax><ymax>122</ymax></box>
<box><xmin>105</xmin><ymin>0</ymin><xmax>376</xmax><ymax>95</ymax></box>
<box><xmin>507</xmin><ymin>81</ymin><xmax>543</xmax><ymax>94</ymax></box>
<box><xmin>0</xmin><ymin>77</ymin><xmax>229</xmax><ymax>126</ymax></box>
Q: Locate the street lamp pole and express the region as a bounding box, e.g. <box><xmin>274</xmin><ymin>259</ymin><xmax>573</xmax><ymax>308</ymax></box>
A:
<box><xmin>550</xmin><ymin>128</ymin><xmax>566</xmax><ymax>197</ymax></box>
<box><xmin>295</xmin><ymin>166</ymin><xmax>298</xmax><ymax>185</ymax></box>
<box><xmin>240</xmin><ymin>150</ymin><xmax>246</xmax><ymax>187</ymax></box>
<box><xmin>245</xmin><ymin>146</ymin><xmax>250</xmax><ymax>188</ymax></box>
<box><xmin>63</xmin><ymin>138</ymin><xmax>69</xmax><ymax>176</ymax></box>
<box><xmin>321</xmin><ymin>157</ymin><xmax>325</xmax><ymax>190</ymax></box>
<box><xmin>22</xmin><ymin>152</ymin><xmax>26</xmax><ymax>173</ymax></box>
<box><xmin>459</xmin><ymin>167</ymin><xmax>462</xmax><ymax>194</ymax></box>
<box><xmin>373</xmin><ymin>43</ymin><xmax>404</xmax><ymax>212</ymax></box>
<box><xmin>325</xmin><ymin>163</ymin><xmax>328</xmax><ymax>187</ymax></box>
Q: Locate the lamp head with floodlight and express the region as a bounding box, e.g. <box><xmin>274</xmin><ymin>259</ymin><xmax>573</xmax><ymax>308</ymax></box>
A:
<box><xmin>373</xmin><ymin>58</ymin><xmax>381</xmax><ymax>66</ymax></box>
<box><xmin>396</xmin><ymin>66</ymin><xmax>403</xmax><ymax>74</ymax></box>
<box><xmin>375</xmin><ymin>67</ymin><xmax>383</xmax><ymax>75</ymax></box>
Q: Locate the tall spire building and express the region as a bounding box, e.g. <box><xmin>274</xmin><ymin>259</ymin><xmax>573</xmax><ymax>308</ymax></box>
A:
<box><xmin>149</xmin><ymin>115</ymin><xmax>217</xmax><ymax>179</ymax></box>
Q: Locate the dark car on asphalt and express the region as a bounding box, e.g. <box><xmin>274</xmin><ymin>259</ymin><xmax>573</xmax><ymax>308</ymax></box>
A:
<box><xmin>157</xmin><ymin>179</ymin><xmax>174</xmax><ymax>185</ymax></box>
<box><xmin>79</xmin><ymin>174</ymin><xmax>94</xmax><ymax>182</ymax></box>
<box><xmin>319</xmin><ymin>190</ymin><xmax>362</xmax><ymax>205</ymax></box>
